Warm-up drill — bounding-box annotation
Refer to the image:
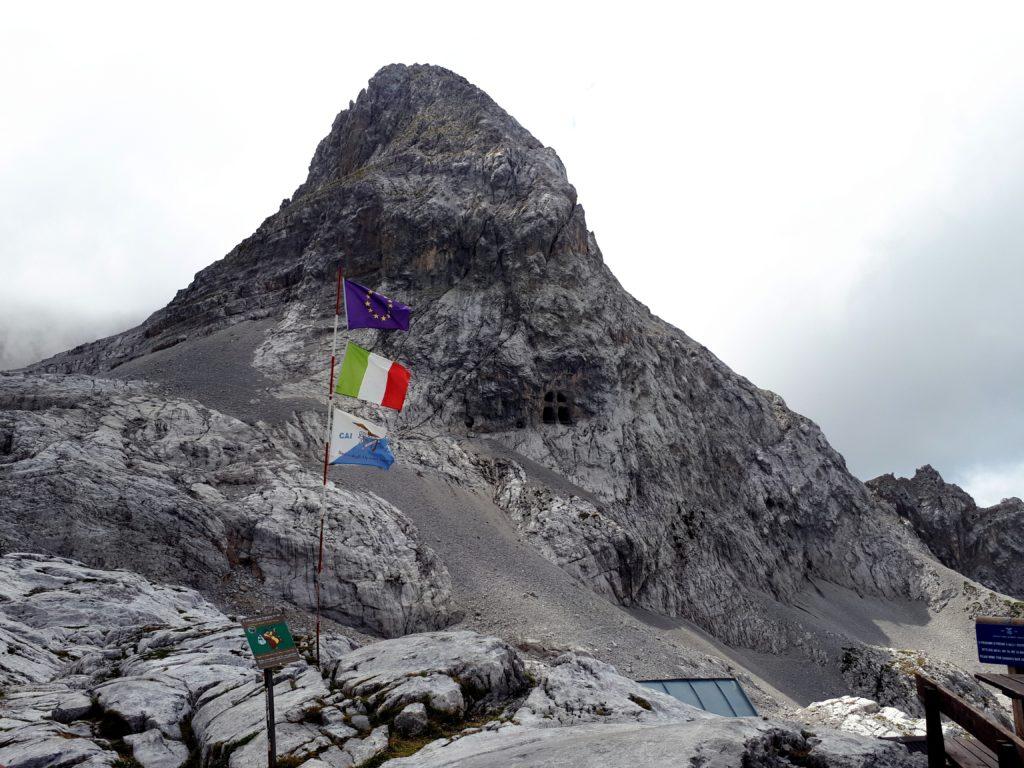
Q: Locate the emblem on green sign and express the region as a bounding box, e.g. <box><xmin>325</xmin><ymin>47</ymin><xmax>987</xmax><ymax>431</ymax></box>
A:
<box><xmin>241</xmin><ymin>614</ymin><xmax>301</xmax><ymax>669</ymax></box>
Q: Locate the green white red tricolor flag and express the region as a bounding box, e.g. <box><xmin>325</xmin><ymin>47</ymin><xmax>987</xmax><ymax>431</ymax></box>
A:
<box><xmin>335</xmin><ymin>342</ymin><xmax>410</xmax><ymax>411</ymax></box>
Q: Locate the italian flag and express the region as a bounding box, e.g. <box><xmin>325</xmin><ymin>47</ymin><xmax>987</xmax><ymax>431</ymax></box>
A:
<box><xmin>335</xmin><ymin>342</ymin><xmax>410</xmax><ymax>411</ymax></box>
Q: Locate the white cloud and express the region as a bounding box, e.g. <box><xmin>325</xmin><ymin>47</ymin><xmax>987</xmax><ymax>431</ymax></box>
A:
<box><xmin>956</xmin><ymin>462</ymin><xmax>1024</xmax><ymax>507</ymax></box>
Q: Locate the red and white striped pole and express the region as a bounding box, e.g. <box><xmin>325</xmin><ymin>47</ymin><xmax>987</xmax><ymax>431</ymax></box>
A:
<box><xmin>316</xmin><ymin>261</ymin><xmax>345</xmax><ymax>668</ymax></box>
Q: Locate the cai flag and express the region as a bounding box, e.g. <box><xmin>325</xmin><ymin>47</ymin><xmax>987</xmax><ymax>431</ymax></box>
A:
<box><xmin>335</xmin><ymin>342</ymin><xmax>410</xmax><ymax>411</ymax></box>
<box><xmin>345</xmin><ymin>279</ymin><xmax>411</xmax><ymax>331</ymax></box>
<box><xmin>328</xmin><ymin>408</ymin><xmax>395</xmax><ymax>469</ymax></box>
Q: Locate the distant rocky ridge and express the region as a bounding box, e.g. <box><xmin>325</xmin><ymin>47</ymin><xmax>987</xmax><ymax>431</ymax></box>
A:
<box><xmin>868</xmin><ymin>466</ymin><xmax>1024</xmax><ymax>600</ymax></box>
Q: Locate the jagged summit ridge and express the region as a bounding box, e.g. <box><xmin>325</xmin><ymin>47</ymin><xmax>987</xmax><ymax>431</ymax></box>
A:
<box><xmin>295</xmin><ymin>63</ymin><xmax>547</xmax><ymax>198</ymax></box>
<box><xmin>868</xmin><ymin>465</ymin><xmax>1024</xmax><ymax>600</ymax></box>
<box><xmin>36</xmin><ymin>63</ymin><xmax>580</xmax><ymax>376</ymax></box>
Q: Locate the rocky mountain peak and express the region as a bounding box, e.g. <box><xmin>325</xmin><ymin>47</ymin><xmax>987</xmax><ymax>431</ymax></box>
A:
<box><xmin>12</xmin><ymin>64</ymin><xmax>1018</xmax><ymax>720</ymax></box>
<box><xmin>294</xmin><ymin>63</ymin><xmax>545</xmax><ymax>199</ymax></box>
<box><xmin>35</xmin><ymin>62</ymin><xmax>581</xmax><ymax>376</ymax></box>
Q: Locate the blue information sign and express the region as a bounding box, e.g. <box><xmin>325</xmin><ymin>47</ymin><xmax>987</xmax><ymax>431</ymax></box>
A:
<box><xmin>976</xmin><ymin>618</ymin><xmax>1024</xmax><ymax>665</ymax></box>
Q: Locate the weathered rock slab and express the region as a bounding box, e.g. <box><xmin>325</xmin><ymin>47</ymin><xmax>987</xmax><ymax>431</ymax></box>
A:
<box><xmin>124</xmin><ymin>728</ymin><xmax>191</xmax><ymax>768</ymax></box>
<box><xmin>514</xmin><ymin>653</ymin><xmax>708</xmax><ymax>727</ymax></box>
<box><xmin>331</xmin><ymin>630</ymin><xmax>529</xmax><ymax>717</ymax></box>
<box><xmin>380</xmin><ymin>719</ymin><xmax>923</xmax><ymax>768</ymax></box>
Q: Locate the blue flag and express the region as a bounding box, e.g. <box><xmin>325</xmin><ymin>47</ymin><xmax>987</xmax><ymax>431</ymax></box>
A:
<box><xmin>344</xmin><ymin>279</ymin><xmax>411</xmax><ymax>331</ymax></box>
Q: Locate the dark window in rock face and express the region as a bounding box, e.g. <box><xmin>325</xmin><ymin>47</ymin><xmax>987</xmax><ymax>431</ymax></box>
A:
<box><xmin>542</xmin><ymin>390</ymin><xmax>573</xmax><ymax>426</ymax></box>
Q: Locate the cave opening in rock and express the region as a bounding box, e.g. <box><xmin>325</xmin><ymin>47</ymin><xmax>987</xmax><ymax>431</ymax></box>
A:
<box><xmin>542</xmin><ymin>390</ymin><xmax>573</xmax><ymax>425</ymax></box>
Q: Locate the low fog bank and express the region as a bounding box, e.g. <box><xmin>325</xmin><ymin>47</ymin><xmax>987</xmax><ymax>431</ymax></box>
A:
<box><xmin>0</xmin><ymin>306</ymin><xmax>142</xmax><ymax>371</ymax></box>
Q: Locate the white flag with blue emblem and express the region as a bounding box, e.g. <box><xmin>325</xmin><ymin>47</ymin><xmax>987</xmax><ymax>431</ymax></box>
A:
<box><xmin>328</xmin><ymin>408</ymin><xmax>395</xmax><ymax>469</ymax></box>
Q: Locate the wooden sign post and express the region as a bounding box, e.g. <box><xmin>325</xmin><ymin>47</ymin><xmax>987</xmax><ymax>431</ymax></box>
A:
<box><xmin>975</xmin><ymin>617</ymin><xmax>1024</xmax><ymax>738</ymax></box>
<box><xmin>242</xmin><ymin>615</ymin><xmax>302</xmax><ymax>768</ymax></box>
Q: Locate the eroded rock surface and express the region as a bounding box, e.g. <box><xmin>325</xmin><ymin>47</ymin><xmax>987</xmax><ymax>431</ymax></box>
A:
<box><xmin>795</xmin><ymin>696</ymin><xmax>927</xmax><ymax>739</ymax></box>
<box><xmin>869</xmin><ymin>466</ymin><xmax>1024</xmax><ymax>599</ymax></box>
<box><xmin>379</xmin><ymin>720</ymin><xmax>924</xmax><ymax>768</ymax></box>
<box><xmin>0</xmin><ymin>555</ymin><xmax>927</xmax><ymax>768</ymax></box>
<box><xmin>0</xmin><ymin>376</ymin><xmax>455</xmax><ymax>637</ymax></box>
<box><xmin>329</xmin><ymin>630</ymin><xmax>530</xmax><ymax>719</ymax></box>
<box><xmin>838</xmin><ymin>644</ymin><xmax>1009</xmax><ymax>726</ymax></box>
<box><xmin>513</xmin><ymin>653</ymin><xmax>708</xmax><ymax>727</ymax></box>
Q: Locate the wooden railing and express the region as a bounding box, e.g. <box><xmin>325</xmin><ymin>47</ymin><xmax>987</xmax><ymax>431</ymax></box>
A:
<box><xmin>916</xmin><ymin>673</ymin><xmax>1024</xmax><ymax>767</ymax></box>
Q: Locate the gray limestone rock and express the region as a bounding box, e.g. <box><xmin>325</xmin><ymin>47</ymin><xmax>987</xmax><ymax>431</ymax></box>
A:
<box><xmin>316</xmin><ymin>746</ymin><xmax>356</xmax><ymax>767</ymax></box>
<box><xmin>348</xmin><ymin>714</ymin><xmax>372</xmax><ymax>733</ymax></box>
<box><xmin>330</xmin><ymin>630</ymin><xmax>529</xmax><ymax>717</ymax></box>
<box><xmin>514</xmin><ymin>653</ymin><xmax>709</xmax><ymax>727</ymax></box>
<box><xmin>376</xmin><ymin>673</ymin><xmax>465</xmax><ymax>719</ymax></box>
<box><xmin>94</xmin><ymin>676</ymin><xmax>191</xmax><ymax>738</ymax></box>
<box><xmin>0</xmin><ymin>724</ymin><xmax>120</xmax><ymax>768</ymax></box>
<box><xmin>794</xmin><ymin>696</ymin><xmax>927</xmax><ymax>739</ymax></box>
<box><xmin>15</xmin><ymin>61</ymin><xmax>941</xmax><ymax>665</ymax></box>
<box><xmin>0</xmin><ymin>555</ymin><xmax>932</xmax><ymax>768</ymax></box>
<box><xmin>51</xmin><ymin>691</ymin><xmax>93</xmax><ymax>723</ymax></box>
<box><xmin>394</xmin><ymin>702</ymin><xmax>429</xmax><ymax>736</ymax></box>
<box><xmin>124</xmin><ymin>728</ymin><xmax>191</xmax><ymax>768</ymax></box>
<box><xmin>839</xmin><ymin>644</ymin><xmax>1009</xmax><ymax>726</ymax></box>
<box><xmin>322</xmin><ymin>722</ymin><xmax>359</xmax><ymax>741</ymax></box>
<box><xmin>228</xmin><ymin>721</ymin><xmax>330</xmax><ymax>768</ymax></box>
<box><xmin>0</xmin><ymin>375</ymin><xmax>455</xmax><ymax>638</ymax></box>
<box><xmin>343</xmin><ymin>725</ymin><xmax>390</xmax><ymax>765</ymax></box>
<box><xmin>868</xmin><ymin>466</ymin><xmax>1024</xmax><ymax>599</ymax></box>
<box><xmin>378</xmin><ymin>719</ymin><xmax>923</xmax><ymax>768</ymax></box>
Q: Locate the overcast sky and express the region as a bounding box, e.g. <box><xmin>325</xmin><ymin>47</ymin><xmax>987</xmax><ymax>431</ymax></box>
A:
<box><xmin>2</xmin><ymin>1</ymin><xmax>1022</xmax><ymax>504</ymax></box>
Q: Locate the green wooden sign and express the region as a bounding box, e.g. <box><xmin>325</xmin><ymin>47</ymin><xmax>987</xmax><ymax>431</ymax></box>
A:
<box><xmin>241</xmin><ymin>614</ymin><xmax>301</xmax><ymax>670</ymax></box>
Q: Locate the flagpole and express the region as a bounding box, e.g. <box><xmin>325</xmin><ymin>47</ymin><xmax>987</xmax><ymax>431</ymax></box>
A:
<box><xmin>316</xmin><ymin>260</ymin><xmax>344</xmax><ymax>668</ymax></box>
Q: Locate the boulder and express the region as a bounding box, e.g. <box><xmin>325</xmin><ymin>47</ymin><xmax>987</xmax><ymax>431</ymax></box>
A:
<box><xmin>124</xmin><ymin>728</ymin><xmax>191</xmax><ymax>768</ymax></box>
<box><xmin>0</xmin><ymin>722</ymin><xmax>120</xmax><ymax>768</ymax></box>
<box><xmin>394</xmin><ymin>702</ymin><xmax>430</xmax><ymax>736</ymax></box>
<box><xmin>514</xmin><ymin>654</ymin><xmax>708</xmax><ymax>727</ymax></box>
<box><xmin>94</xmin><ymin>676</ymin><xmax>191</xmax><ymax>738</ymax></box>
<box><xmin>795</xmin><ymin>696</ymin><xmax>927</xmax><ymax>738</ymax></box>
<box><xmin>331</xmin><ymin>630</ymin><xmax>528</xmax><ymax>718</ymax></box>
<box><xmin>349</xmin><ymin>714</ymin><xmax>372</xmax><ymax>733</ymax></box>
<box><xmin>51</xmin><ymin>691</ymin><xmax>94</xmax><ymax>723</ymax></box>
<box><xmin>343</xmin><ymin>725</ymin><xmax>390</xmax><ymax>765</ymax></box>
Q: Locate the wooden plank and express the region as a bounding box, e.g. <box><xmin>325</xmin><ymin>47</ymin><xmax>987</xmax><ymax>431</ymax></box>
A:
<box><xmin>915</xmin><ymin>674</ymin><xmax>1024</xmax><ymax>765</ymax></box>
<box><xmin>919</xmin><ymin>677</ymin><xmax>947</xmax><ymax>768</ymax></box>
<box><xmin>976</xmin><ymin>674</ymin><xmax>1024</xmax><ymax>700</ymax></box>
<box><xmin>975</xmin><ymin>672</ymin><xmax>1024</xmax><ymax>741</ymax></box>
<box><xmin>947</xmin><ymin>736</ymin><xmax>998</xmax><ymax>768</ymax></box>
<box><xmin>1010</xmin><ymin>666</ymin><xmax>1024</xmax><ymax>742</ymax></box>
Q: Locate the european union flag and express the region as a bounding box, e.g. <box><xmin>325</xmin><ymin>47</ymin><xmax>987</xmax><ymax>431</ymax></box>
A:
<box><xmin>344</xmin><ymin>279</ymin><xmax>411</xmax><ymax>331</ymax></box>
